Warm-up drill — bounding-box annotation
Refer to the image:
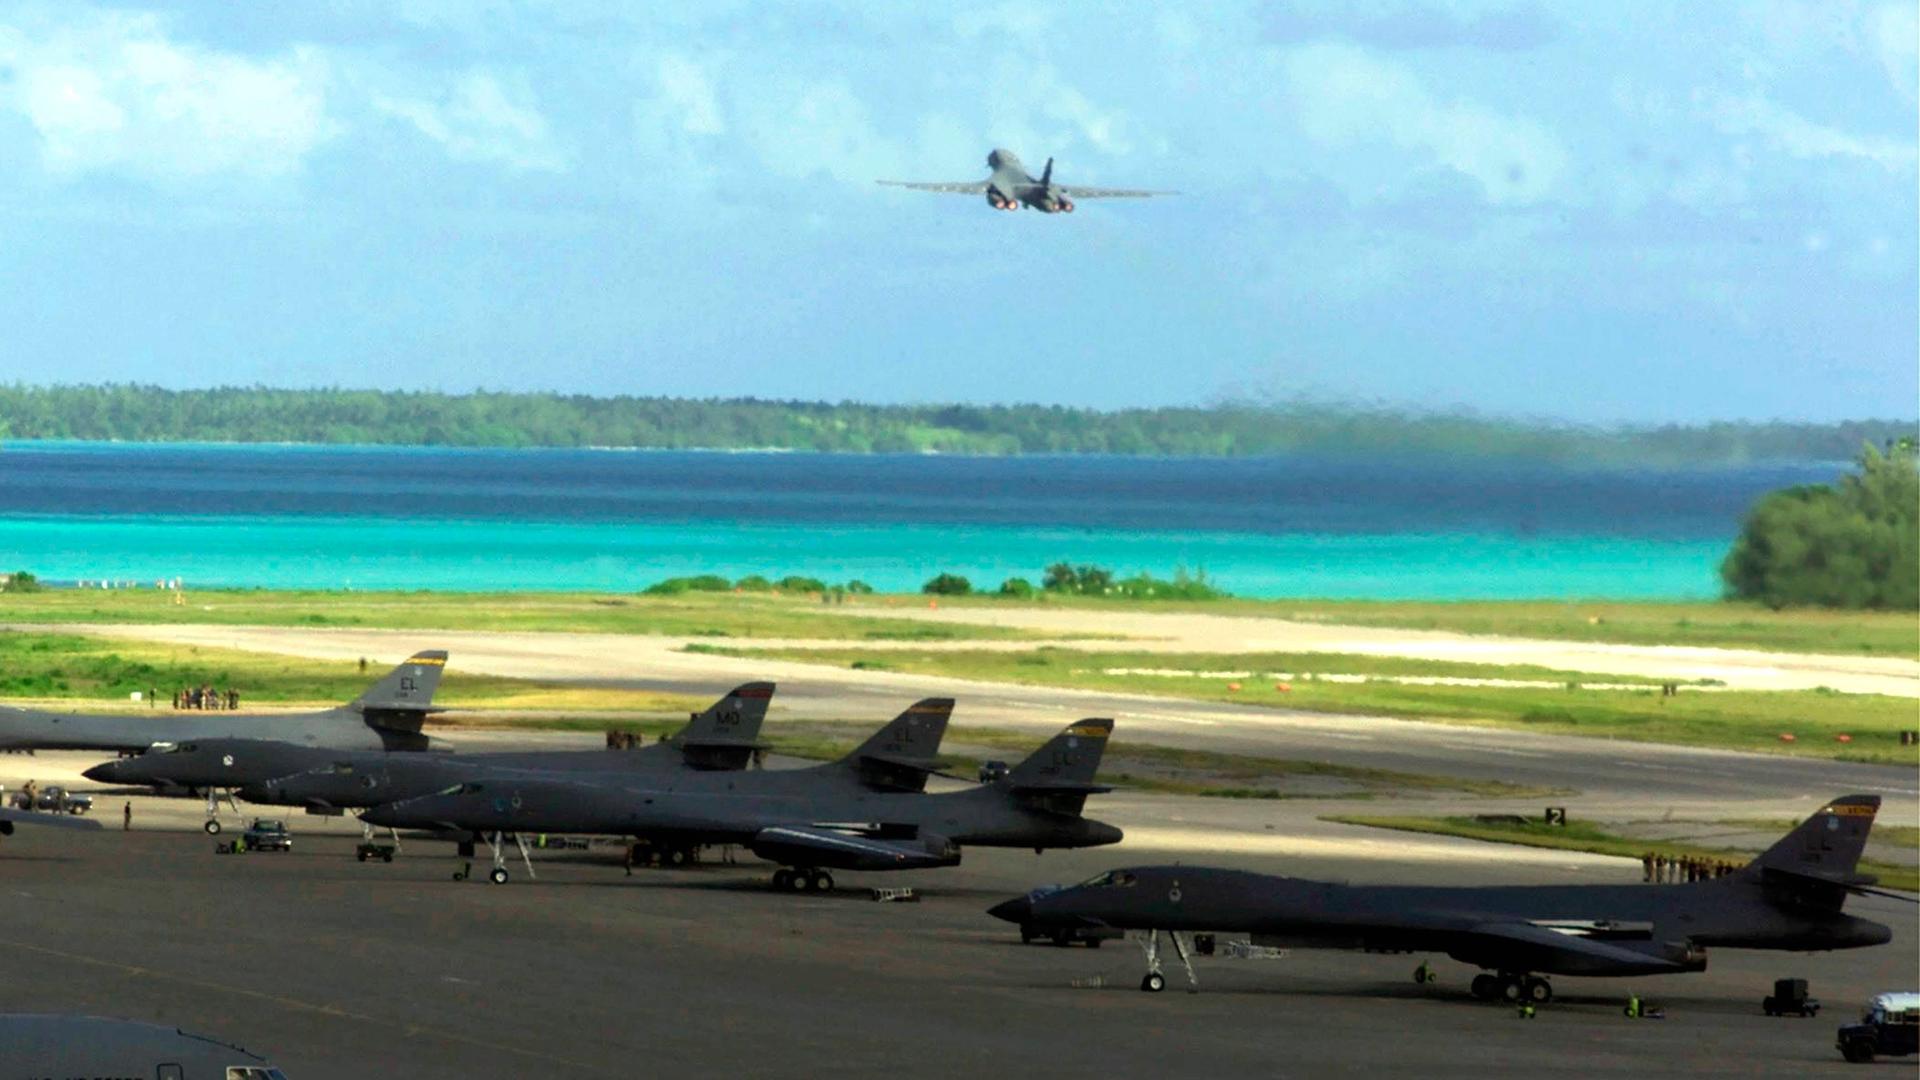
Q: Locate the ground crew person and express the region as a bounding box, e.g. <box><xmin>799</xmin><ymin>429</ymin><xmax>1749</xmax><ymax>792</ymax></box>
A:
<box><xmin>1641</xmin><ymin>852</ymin><xmax>1655</xmax><ymax>882</ymax></box>
<box><xmin>624</xmin><ymin>844</ymin><xmax>636</xmax><ymax>877</ymax></box>
<box><xmin>122</xmin><ymin>801</ymin><xmax>131</xmax><ymax>831</ymax></box>
<box><xmin>1625</xmin><ymin>993</ymin><xmax>1641</xmax><ymax>1018</ymax></box>
<box><xmin>1413</xmin><ymin>961</ymin><xmax>1435</xmax><ymax>984</ymax></box>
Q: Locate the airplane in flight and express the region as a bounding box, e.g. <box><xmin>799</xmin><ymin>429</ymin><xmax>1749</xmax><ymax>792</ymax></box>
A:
<box><xmin>85</xmin><ymin>682</ymin><xmax>777</xmax><ymax>839</ymax></box>
<box><xmin>0</xmin><ymin>1014</ymin><xmax>286</xmax><ymax>1076</ymax></box>
<box><xmin>364</xmin><ymin>716</ymin><xmax>1122</xmax><ymax>889</ymax></box>
<box><xmin>0</xmin><ymin>650</ymin><xmax>451</xmax><ymax>755</ymax></box>
<box><xmin>878</xmin><ymin>149</ymin><xmax>1170</xmax><ymax>213</ymax></box>
<box><xmin>991</xmin><ymin>794</ymin><xmax>1903</xmax><ymax>999</ymax></box>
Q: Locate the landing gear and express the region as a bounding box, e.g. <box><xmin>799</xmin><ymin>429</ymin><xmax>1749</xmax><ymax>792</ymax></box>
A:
<box><xmin>771</xmin><ymin>867</ymin><xmax>834</xmax><ymax>892</ymax></box>
<box><xmin>1133</xmin><ymin>930</ymin><xmax>1199</xmax><ymax>994</ymax></box>
<box><xmin>203</xmin><ymin>789</ymin><xmax>239</xmax><ymax>835</ymax></box>
<box><xmin>476</xmin><ymin>830</ymin><xmax>535</xmax><ymax>885</ymax></box>
<box><xmin>1473</xmin><ymin>972</ymin><xmax>1550</xmax><ymax>1004</ymax></box>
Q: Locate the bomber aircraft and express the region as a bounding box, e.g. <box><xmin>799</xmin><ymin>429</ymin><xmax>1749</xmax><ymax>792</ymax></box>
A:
<box><xmin>0</xmin><ymin>650</ymin><xmax>450</xmax><ymax>755</ymax></box>
<box><xmin>992</xmin><ymin>794</ymin><xmax>1903</xmax><ymax>1000</ymax></box>
<box><xmin>364</xmin><ymin>716</ymin><xmax>1122</xmax><ymax>890</ymax></box>
<box><xmin>0</xmin><ymin>1014</ymin><xmax>286</xmax><ymax>1076</ymax></box>
<box><xmin>878</xmin><ymin>149</ymin><xmax>1169</xmax><ymax>213</ymax></box>
<box><xmin>85</xmin><ymin>682</ymin><xmax>776</xmax><ymax>837</ymax></box>
<box><xmin>250</xmin><ymin>693</ymin><xmax>945</xmax><ymax>870</ymax></box>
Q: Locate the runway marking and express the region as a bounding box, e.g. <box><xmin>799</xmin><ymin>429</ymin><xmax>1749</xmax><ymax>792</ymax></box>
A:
<box><xmin>1316</xmin><ymin>733</ymin><xmax>1376</xmax><ymax>742</ymax></box>
<box><xmin>0</xmin><ymin>937</ymin><xmax>618</xmax><ymax>1074</ymax></box>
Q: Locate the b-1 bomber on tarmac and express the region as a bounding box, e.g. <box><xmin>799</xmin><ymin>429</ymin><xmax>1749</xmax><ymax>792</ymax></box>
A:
<box><xmin>992</xmin><ymin>794</ymin><xmax>1906</xmax><ymax>1001</ymax></box>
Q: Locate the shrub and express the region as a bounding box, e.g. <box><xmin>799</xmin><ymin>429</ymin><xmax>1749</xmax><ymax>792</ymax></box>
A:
<box><xmin>1</xmin><ymin>570</ymin><xmax>41</xmax><ymax>594</ymax></box>
<box><xmin>844</xmin><ymin>580</ymin><xmax>874</xmax><ymax>594</ymax></box>
<box><xmin>733</xmin><ymin>575</ymin><xmax>774</xmax><ymax>592</ymax></box>
<box><xmin>778</xmin><ymin>575</ymin><xmax>828</xmax><ymax>593</ymax></box>
<box><xmin>998</xmin><ymin>576</ymin><xmax>1036</xmax><ymax>598</ymax></box>
<box><xmin>641</xmin><ymin>574</ymin><xmax>731</xmax><ymax>595</ymax></box>
<box><xmin>1722</xmin><ymin>444</ymin><xmax>1918</xmax><ymax>609</ymax></box>
<box><xmin>922</xmin><ymin>573</ymin><xmax>972</xmax><ymax>596</ymax></box>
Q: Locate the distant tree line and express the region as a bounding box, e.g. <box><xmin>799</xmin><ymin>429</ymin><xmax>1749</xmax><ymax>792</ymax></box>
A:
<box><xmin>0</xmin><ymin>384</ymin><xmax>1911</xmax><ymax>464</ymax></box>
<box><xmin>926</xmin><ymin>564</ymin><xmax>1229</xmax><ymax>601</ymax></box>
<box><xmin>1722</xmin><ymin>442</ymin><xmax>1918</xmax><ymax>610</ymax></box>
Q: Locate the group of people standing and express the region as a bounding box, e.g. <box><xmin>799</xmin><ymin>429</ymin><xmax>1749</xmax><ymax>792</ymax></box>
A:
<box><xmin>172</xmin><ymin>685</ymin><xmax>239</xmax><ymax>711</ymax></box>
<box><xmin>1641</xmin><ymin>852</ymin><xmax>1739</xmax><ymax>883</ymax></box>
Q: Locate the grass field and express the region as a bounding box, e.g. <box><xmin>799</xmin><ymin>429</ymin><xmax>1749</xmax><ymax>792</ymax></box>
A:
<box><xmin>932</xmin><ymin>594</ymin><xmax>1920</xmax><ymax>657</ymax></box>
<box><xmin>1326</xmin><ymin>814</ymin><xmax>1918</xmax><ymax>893</ymax></box>
<box><xmin>706</xmin><ymin>645</ymin><xmax>1920</xmax><ymax>765</ymax></box>
<box><xmin>0</xmin><ymin>631</ymin><xmax>701</xmax><ymax>713</ymax></box>
<box><xmin>0</xmin><ymin>589</ymin><xmax>1050</xmax><ymax>642</ymax></box>
<box><xmin>2</xmin><ymin>589</ymin><xmax>1910</xmax><ymax>657</ymax></box>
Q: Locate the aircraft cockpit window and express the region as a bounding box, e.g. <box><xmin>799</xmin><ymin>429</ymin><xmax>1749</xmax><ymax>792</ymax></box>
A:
<box><xmin>331</xmin><ymin>762</ymin><xmax>356</xmax><ymax>775</ymax></box>
<box><xmin>226</xmin><ymin>1067</ymin><xmax>287</xmax><ymax>1079</ymax></box>
<box><xmin>446</xmin><ymin>783</ymin><xmax>484</xmax><ymax>795</ymax></box>
<box><xmin>1077</xmin><ymin>870</ymin><xmax>1137</xmax><ymax>889</ymax></box>
<box><xmin>169</xmin><ymin>742</ymin><xmax>197</xmax><ymax>754</ymax></box>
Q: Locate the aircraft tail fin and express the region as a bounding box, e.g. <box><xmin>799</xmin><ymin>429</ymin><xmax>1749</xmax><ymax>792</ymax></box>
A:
<box><xmin>843</xmin><ymin>698</ymin><xmax>951</xmax><ymax>791</ymax></box>
<box><xmin>1744</xmin><ymin>794</ymin><xmax>1880</xmax><ymax>907</ymax></box>
<box><xmin>668</xmin><ymin>682</ymin><xmax>773</xmax><ymax>770</ymax></box>
<box><xmin>1004</xmin><ymin>719</ymin><xmax>1113</xmax><ymax>815</ymax></box>
<box><xmin>351</xmin><ymin>651</ymin><xmax>448</xmax><ymax>719</ymax></box>
<box><xmin>1040</xmin><ymin>157</ymin><xmax>1054</xmax><ymax>186</ymax></box>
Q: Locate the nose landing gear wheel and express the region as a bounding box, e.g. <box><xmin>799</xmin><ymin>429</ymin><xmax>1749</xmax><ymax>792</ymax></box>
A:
<box><xmin>1141</xmin><ymin>972</ymin><xmax>1166</xmax><ymax>993</ymax></box>
<box><xmin>203</xmin><ymin>820</ymin><xmax>221</xmax><ymax>835</ymax></box>
<box><xmin>488</xmin><ymin>867</ymin><xmax>509</xmax><ymax>884</ymax></box>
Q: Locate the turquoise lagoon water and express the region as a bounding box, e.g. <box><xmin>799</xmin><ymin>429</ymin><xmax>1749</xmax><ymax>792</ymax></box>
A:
<box><xmin>0</xmin><ymin>443</ymin><xmax>1836</xmax><ymax>598</ymax></box>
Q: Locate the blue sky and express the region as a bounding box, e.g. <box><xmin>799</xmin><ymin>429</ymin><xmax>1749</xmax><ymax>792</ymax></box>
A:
<box><xmin>0</xmin><ymin>1</ymin><xmax>1912</xmax><ymax>422</ymax></box>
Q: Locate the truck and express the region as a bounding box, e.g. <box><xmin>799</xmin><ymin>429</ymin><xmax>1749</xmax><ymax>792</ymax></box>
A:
<box><xmin>1838</xmin><ymin>992</ymin><xmax>1919</xmax><ymax>1063</ymax></box>
<box><xmin>10</xmin><ymin>786</ymin><xmax>93</xmax><ymax>815</ymax></box>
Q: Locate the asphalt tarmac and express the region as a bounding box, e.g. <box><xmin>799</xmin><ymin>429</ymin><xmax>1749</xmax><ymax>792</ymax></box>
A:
<box><xmin>0</xmin><ymin>806</ymin><xmax>1910</xmax><ymax>1078</ymax></box>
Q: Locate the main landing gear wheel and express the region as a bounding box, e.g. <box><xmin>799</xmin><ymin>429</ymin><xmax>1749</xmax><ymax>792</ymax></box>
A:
<box><xmin>1470</xmin><ymin>974</ymin><xmax>1497</xmax><ymax>1000</ymax></box>
<box><xmin>772</xmin><ymin>869</ymin><xmax>794</xmax><ymax>890</ymax></box>
<box><xmin>805</xmin><ymin>869</ymin><xmax>833</xmax><ymax>892</ymax></box>
<box><xmin>488</xmin><ymin>867</ymin><xmax>509</xmax><ymax>885</ymax></box>
<box><xmin>1141</xmin><ymin>972</ymin><xmax>1166</xmax><ymax>993</ymax></box>
<box><xmin>1524</xmin><ymin>977</ymin><xmax>1553</xmax><ymax>1004</ymax></box>
<box><xmin>203</xmin><ymin>820</ymin><xmax>221</xmax><ymax>835</ymax></box>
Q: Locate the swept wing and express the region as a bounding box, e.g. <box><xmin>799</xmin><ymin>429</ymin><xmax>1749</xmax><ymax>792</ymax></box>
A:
<box><xmin>876</xmin><ymin>180</ymin><xmax>990</xmax><ymax>194</ymax></box>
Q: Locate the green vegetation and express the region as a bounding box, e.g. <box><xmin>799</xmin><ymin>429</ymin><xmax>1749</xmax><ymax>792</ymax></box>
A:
<box><xmin>1723</xmin><ymin>444</ymin><xmax>1918</xmax><ymax>610</ymax></box>
<box><xmin>0</xmin><ymin>571</ymin><xmax>40</xmax><ymax>594</ymax></box>
<box><xmin>703</xmin><ymin>645</ymin><xmax>1920</xmax><ymax>765</ymax></box>
<box><xmin>0</xmin><ymin>631</ymin><xmax>698</xmax><ymax>712</ymax></box>
<box><xmin>1326</xmin><ymin>814</ymin><xmax>1918</xmax><ymax>893</ymax></box>
<box><xmin>922</xmin><ymin>573</ymin><xmax>973</xmax><ymax>596</ymax></box>
<box><xmin>1</xmin><ymin>384</ymin><xmax>1910</xmax><ymax>463</ymax></box>
<box><xmin>1040</xmin><ymin>561</ymin><xmax>1227</xmax><ymax>600</ymax></box>
<box><xmin>0</xmin><ymin>588</ymin><xmax>1050</xmax><ymax>641</ymax></box>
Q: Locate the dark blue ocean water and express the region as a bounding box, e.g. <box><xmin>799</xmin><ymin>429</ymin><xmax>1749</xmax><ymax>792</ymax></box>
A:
<box><xmin>0</xmin><ymin>442</ymin><xmax>1837</xmax><ymax>597</ymax></box>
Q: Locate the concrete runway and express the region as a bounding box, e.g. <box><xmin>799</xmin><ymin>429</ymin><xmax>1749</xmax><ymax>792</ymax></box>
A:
<box><xmin>0</xmin><ymin>819</ymin><xmax>1908</xmax><ymax>1079</ymax></box>
<box><xmin>39</xmin><ymin>622</ymin><xmax>1920</xmax><ymax>822</ymax></box>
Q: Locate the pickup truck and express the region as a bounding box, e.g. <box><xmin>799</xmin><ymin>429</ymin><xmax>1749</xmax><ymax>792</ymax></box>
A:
<box><xmin>1838</xmin><ymin>992</ymin><xmax>1919</xmax><ymax>1063</ymax></box>
<box><xmin>240</xmin><ymin>819</ymin><xmax>293</xmax><ymax>853</ymax></box>
<box><xmin>9</xmin><ymin>786</ymin><xmax>93</xmax><ymax>815</ymax></box>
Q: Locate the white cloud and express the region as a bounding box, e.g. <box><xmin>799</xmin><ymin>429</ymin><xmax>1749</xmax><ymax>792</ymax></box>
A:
<box><xmin>374</xmin><ymin>70</ymin><xmax>565</xmax><ymax>172</ymax></box>
<box><xmin>0</xmin><ymin>11</ymin><xmax>335</xmax><ymax>181</ymax></box>
<box><xmin>1701</xmin><ymin>90</ymin><xmax>1916</xmax><ymax>170</ymax></box>
<box><xmin>655</xmin><ymin>54</ymin><xmax>725</xmax><ymax>136</ymax></box>
<box><xmin>1280</xmin><ymin>42</ymin><xmax>1568</xmax><ymax>205</ymax></box>
<box><xmin>1870</xmin><ymin>3</ymin><xmax>1917</xmax><ymax>101</ymax></box>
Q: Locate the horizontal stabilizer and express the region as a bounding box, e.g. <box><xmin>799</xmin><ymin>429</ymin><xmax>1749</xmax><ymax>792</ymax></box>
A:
<box><xmin>0</xmin><ymin>807</ymin><xmax>103</xmax><ymax>833</ymax></box>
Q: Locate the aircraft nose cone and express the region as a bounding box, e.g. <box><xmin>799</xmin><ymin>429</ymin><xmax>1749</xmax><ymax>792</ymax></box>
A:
<box><xmin>987</xmin><ymin>895</ymin><xmax>1032</xmax><ymax>924</ymax></box>
<box><xmin>81</xmin><ymin>761</ymin><xmax>120</xmax><ymax>783</ymax></box>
